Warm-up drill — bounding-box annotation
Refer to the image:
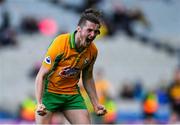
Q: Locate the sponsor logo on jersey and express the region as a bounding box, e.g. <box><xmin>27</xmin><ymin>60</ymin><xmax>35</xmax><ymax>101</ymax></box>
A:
<box><xmin>44</xmin><ymin>56</ymin><xmax>51</xmax><ymax>64</ymax></box>
<box><xmin>59</xmin><ymin>67</ymin><xmax>80</xmax><ymax>78</ymax></box>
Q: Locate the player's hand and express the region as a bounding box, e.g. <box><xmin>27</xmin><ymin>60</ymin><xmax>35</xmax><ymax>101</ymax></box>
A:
<box><xmin>95</xmin><ymin>104</ymin><xmax>107</xmax><ymax>116</ymax></box>
<box><xmin>36</xmin><ymin>103</ymin><xmax>47</xmax><ymax>116</ymax></box>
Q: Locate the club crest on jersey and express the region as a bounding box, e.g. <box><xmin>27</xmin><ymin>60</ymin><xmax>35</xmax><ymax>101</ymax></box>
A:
<box><xmin>44</xmin><ymin>56</ymin><xmax>51</xmax><ymax>64</ymax></box>
<box><xmin>84</xmin><ymin>58</ymin><xmax>89</xmax><ymax>65</ymax></box>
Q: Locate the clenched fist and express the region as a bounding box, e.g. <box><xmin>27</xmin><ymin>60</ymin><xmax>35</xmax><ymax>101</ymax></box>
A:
<box><xmin>95</xmin><ymin>104</ymin><xmax>107</xmax><ymax>116</ymax></box>
<box><xmin>36</xmin><ymin>104</ymin><xmax>47</xmax><ymax>116</ymax></box>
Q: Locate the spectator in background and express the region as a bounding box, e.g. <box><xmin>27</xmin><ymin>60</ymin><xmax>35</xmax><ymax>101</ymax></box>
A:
<box><xmin>0</xmin><ymin>0</ymin><xmax>9</xmax><ymax>32</ymax></box>
<box><xmin>134</xmin><ymin>79</ymin><xmax>145</xmax><ymax>101</ymax></box>
<box><xmin>168</xmin><ymin>68</ymin><xmax>180</xmax><ymax>123</ymax></box>
<box><xmin>119</xmin><ymin>80</ymin><xmax>134</xmax><ymax>100</ymax></box>
<box><xmin>20</xmin><ymin>16</ymin><xmax>39</xmax><ymax>34</ymax></box>
<box><xmin>0</xmin><ymin>0</ymin><xmax>17</xmax><ymax>47</ymax></box>
<box><xmin>55</xmin><ymin>0</ymin><xmax>102</xmax><ymax>14</ymax></box>
<box><xmin>0</xmin><ymin>27</ymin><xmax>17</xmax><ymax>46</ymax></box>
<box><xmin>111</xmin><ymin>4</ymin><xmax>150</xmax><ymax>37</ymax></box>
<box><xmin>101</xmin><ymin>2</ymin><xmax>151</xmax><ymax>39</ymax></box>
<box><xmin>78</xmin><ymin>0</ymin><xmax>102</xmax><ymax>13</ymax></box>
<box><xmin>142</xmin><ymin>90</ymin><xmax>159</xmax><ymax>124</ymax></box>
<box><xmin>17</xmin><ymin>93</ymin><xmax>36</xmax><ymax>122</ymax></box>
<box><xmin>156</xmin><ymin>80</ymin><xmax>169</xmax><ymax>105</ymax></box>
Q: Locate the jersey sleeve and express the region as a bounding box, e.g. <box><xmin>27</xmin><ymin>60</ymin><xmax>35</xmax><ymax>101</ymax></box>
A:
<box><xmin>42</xmin><ymin>36</ymin><xmax>63</xmax><ymax>70</ymax></box>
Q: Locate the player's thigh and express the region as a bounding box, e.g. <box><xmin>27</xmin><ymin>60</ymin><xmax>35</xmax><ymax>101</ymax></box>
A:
<box><xmin>35</xmin><ymin>110</ymin><xmax>53</xmax><ymax>124</ymax></box>
<box><xmin>63</xmin><ymin>109</ymin><xmax>91</xmax><ymax>124</ymax></box>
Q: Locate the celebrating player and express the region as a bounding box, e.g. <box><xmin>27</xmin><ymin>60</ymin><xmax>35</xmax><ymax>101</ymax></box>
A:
<box><xmin>35</xmin><ymin>8</ymin><xmax>107</xmax><ymax>124</ymax></box>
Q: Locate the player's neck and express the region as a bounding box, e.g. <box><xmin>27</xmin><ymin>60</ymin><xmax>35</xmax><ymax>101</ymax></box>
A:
<box><xmin>75</xmin><ymin>32</ymin><xmax>86</xmax><ymax>52</ymax></box>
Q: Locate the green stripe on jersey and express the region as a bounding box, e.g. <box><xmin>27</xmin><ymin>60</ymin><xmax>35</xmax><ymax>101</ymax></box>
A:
<box><xmin>70</xmin><ymin>32</ymin><xmax>76</xmax><ymax>49</ymax></box>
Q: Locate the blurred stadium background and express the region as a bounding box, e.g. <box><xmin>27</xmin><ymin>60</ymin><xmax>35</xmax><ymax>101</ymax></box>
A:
<box><xmin>0</xmin><ymin>0</ymin><xmax>180</xmax><ymax>124</ymax></box>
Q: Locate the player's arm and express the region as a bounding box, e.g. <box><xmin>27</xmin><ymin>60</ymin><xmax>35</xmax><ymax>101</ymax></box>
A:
<box><xmin>82</xmin><ymin>58</ymin><xmax>107</xmax><ymax>116</ymax></box>
<box><xmin>35</xmin><ymin>36</ymin><xmax>62</xmax><ymax>115</ymax></box>
<box><xmin>82</xmin><ymin>63</ymin><xmax>98</xmax><ymax>106</ymax></box>
<box><xmin>35</xmin><ymin>65</ymin><xmax>49</xmax><ymax>105</ymax></box>
<box><xmin>35</xmin><ymin>65</ymin><xmax>50</xmax><ymax>115</ymax></box>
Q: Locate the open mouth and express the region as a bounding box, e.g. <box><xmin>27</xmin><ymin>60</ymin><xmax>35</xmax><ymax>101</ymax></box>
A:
<box><xmin>87</xmin><ymin>37</ymin><xmax>94</xmax><ymax>42</ymax></box>
<box><xmin>86</xmin><ymin>38</ymin><xmax>92</xmax><ymax>43</ymax></box>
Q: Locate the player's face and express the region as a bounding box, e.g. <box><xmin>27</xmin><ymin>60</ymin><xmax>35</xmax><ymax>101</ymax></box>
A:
<box><xmin>78</xmin><ymin>20</ymin><xmax>100</xmax><ymax>47</ymax></box>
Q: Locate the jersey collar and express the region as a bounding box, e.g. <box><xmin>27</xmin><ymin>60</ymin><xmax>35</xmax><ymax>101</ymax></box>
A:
<box><xmin>70</xmin><ymin>31</ymin><xmax>76</xmax><ymax>49</ymax></box>
<box><xmin>70</xmin><ymin>31</ymin><xmax>88</xmax><ymax>53</ymax></box>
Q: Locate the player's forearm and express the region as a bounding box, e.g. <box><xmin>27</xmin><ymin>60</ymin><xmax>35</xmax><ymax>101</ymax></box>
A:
<box><xmin>83</xmin><ymin>78</ymin><xmax>99</xmax><ymax>107</ymax></box>
<box><xmin>35</xmin><ymin>74</ymin><xmax>44</xmax><ymax>104</ymax></box>
<box><xmin>35</xmin><ymin>66</ymin><xmax>49</xmax><ymax>104</ymax></box>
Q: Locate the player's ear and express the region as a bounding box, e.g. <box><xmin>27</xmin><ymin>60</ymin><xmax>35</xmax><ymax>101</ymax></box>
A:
<box><xmin>77</xmin><ymin>26</ymin><xmax>81</xmax><ymax>32</ymax></box>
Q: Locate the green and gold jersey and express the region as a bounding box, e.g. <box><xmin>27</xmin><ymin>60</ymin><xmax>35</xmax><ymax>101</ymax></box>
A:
<box><xmin>42</xmin><ymin>32</ymin><xmax>98</xmax><ymax>94</ymax></box>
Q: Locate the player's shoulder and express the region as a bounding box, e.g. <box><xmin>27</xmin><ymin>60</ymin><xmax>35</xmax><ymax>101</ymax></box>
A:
<box><xmin>55</xmin><ymin>33</ymin><xmax>70</xmax><ymax>41</ymax></box>
<box><xmin>90</xmin><ymin>42</ymin><xmax>98</xmax><ymax>54</ymax></box>
<box><xmin>51</xmin><ymin>33</ymin><xmax>70</xmax><ymax>45</ymax></box>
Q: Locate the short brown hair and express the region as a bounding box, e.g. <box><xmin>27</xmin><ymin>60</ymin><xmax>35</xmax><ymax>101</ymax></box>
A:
<box><xmin>78</xmin><ymin>8</ymin><xmax>102</xmax><ymax>27</ymax></box>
